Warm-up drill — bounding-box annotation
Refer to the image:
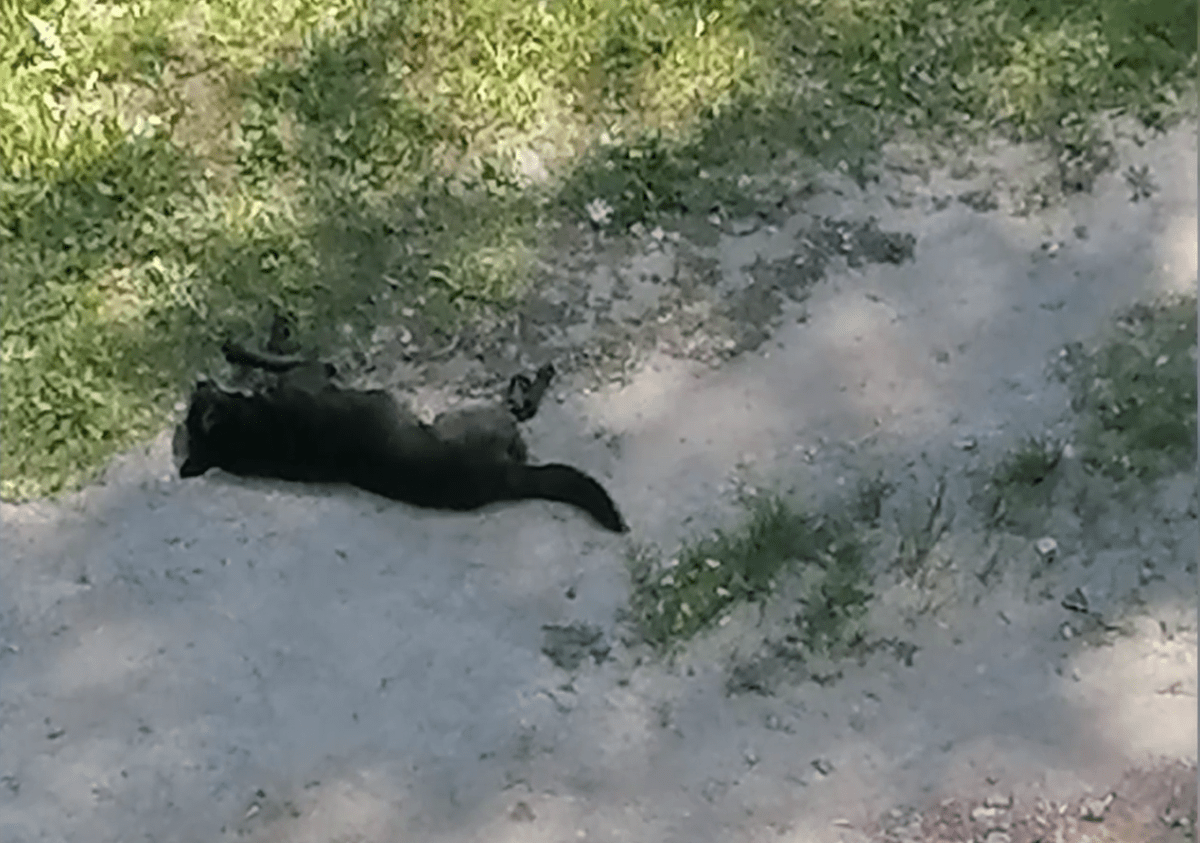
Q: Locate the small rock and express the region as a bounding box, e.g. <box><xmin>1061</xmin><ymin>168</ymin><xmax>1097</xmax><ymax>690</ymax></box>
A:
<box><xmin>971</xmin><ymin>806</ymin><xmax>999</xmax><ymax>821</ymax></box>
<box><xmin>984</xmin><ymin>831</ymin><xmax>1011</xmax><ymax>843</ymax></box>
<box><xmin>510</xmin><ymin>801</ymin><xmax>536</xmax><ymax>822</ymax></box>
<box><xmin>953</xmin><ymin>437</ymin><xmax>978</xmax><ymax>450</ymax></box>
<box><xmin>1061</xmin><ymin>587</ymin><xmax>1089</xmax><ymax>613</ymax></box>
<box><xmin>1035</xmin><ymin>537</ymin><xmax>1058</xmax><ymax>562</ymax></box>
<box><xmin>811</xmin><ymin>757</ymin><xmax>834</xmax><ymax>776</ymax></box>
<box><xmin>985</xmin><ymin>793</ymin><xmax>1012</xmax><ymax>809</ymax></box>
<box><xmin>1080</xmin><ymin>792</ymin><xmax>1114</xmax><ymax>821</ymax></box>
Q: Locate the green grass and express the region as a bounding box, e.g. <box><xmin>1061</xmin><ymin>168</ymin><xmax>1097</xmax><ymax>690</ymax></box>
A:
<box><xmin>974</xmin><ymin>294</ymin><xmax>1197</xmax><ymax>535</ymax></box>
<box><xmin>2</xmin><ymin>0</ymin><xmax>1196</xmax><ymax>500</ymax></box>
<box><xmin>982</xmin><ymin>435</ymin><xmax>1064</xmax><ymax>534</ymax></box>
<box><xmin>1073</xmin><ymin>295</ymin><xmax>1198</xmax><ymax>481</ymax></box>
<box><xmin>627</xmin><ymin>495</ymin><xmax>869</xmax><ymax>651</ymax></box>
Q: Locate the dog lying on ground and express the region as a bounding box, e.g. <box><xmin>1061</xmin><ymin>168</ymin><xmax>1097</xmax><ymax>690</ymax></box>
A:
<box><xmin>176</xmin><ymin>330</ymin><xmax>627</xmax><ymax>532</ymax></box>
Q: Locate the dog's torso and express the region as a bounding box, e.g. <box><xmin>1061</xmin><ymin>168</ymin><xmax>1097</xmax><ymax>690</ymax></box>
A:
<box><xmin>184</xmin><ymin>378</ymin><xmax>454</xmax><ymax>481</ymax></box>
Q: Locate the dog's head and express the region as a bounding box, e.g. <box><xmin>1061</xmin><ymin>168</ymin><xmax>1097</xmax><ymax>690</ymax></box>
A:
<box><xmin>176</xmin><ymin>379</ymin><xmax>236</xmax><ymax>478</ymax></box>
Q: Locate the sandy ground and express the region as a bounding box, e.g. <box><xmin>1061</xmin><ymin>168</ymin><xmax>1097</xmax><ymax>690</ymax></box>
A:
<box><xmin>2</xmin><ymin>117</ymin><xmax>1196</xmax><ymax>842</ymax></box>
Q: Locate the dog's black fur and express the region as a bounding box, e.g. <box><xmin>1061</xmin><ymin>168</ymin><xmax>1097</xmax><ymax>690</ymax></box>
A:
<box><xmin>177</xmin><ymin>336</ymin><xmax>627</xmax><ymax>532</ymax></box>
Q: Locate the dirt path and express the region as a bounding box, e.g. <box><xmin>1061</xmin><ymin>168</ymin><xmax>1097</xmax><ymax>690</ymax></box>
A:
<box><xmin>1</xmin><ymin>118</ymin><xmax>1195</xmax><ymax>843</ymax></box>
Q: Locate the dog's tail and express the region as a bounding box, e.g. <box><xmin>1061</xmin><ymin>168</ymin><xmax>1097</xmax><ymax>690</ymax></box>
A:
<box><xmin>360</xmin><ymin>456</ymin><xmax>628</xmax><ymax>532</ymax></box>
<box><xmin>503</xmin><ymin>463</ymin><xmax>627</xmax><ymax>533</ymax></box>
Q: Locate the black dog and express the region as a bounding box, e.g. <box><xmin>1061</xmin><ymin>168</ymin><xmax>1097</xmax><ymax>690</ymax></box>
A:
<box><xmin>177</xmin><ymin>335</ymin><xmax>627</xmax><ymax>532</ymax></box>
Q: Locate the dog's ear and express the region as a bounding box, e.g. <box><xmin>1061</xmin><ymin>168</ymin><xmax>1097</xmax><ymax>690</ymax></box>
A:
<box><xmin>200</xmin><ymin>402</ymin><xmax>221</xmax><ymax>434</ymax></box>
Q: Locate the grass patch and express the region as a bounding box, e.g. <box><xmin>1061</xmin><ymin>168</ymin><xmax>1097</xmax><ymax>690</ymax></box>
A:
<box><xmin>1072</xmin><ymin>295</ymin><xmax>1197</xmax><ymax>481</ymax></box>
<box><xmin>627</xmin><ymin>495</ymin><xmax>869</xmax><ymax>652</ymax></box>
<box><xmin>3</xmin><ymin>0</ymin><xmax>1195</xmax><ymax>501</ymax></box>
<box><xmin>971</xmin><ymin>293</ymin><xmax>1197</xmax><ymax>532</ymax></box>
<box><xmin>995</xmin><ymin>435</ymin><xmax>1062</xmax><ymax>488</ymax></box>
<box><xmin>789</xmin><ymin>524</ymin><xmax>873</xmax><ymax>656</ymax></box>
<box><xmin>893</xmin><ymin>475</ymin><xmax>953</xmax><ymax>574</ymax></box>
<box><xmin>853</xmin><ymin>470</ymin><xmax>896</xmax><ymax>525</ymax></box>
<box><xmin>980</xmin><ymin>435</ymin><xmax>1063</xmax><ymax>534</ymax></box>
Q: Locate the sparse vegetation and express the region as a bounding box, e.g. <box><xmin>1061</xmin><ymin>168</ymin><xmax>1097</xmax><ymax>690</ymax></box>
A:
<box><xmin>970</xmin><ymin>294</ymin><xmax>1197</xmax><ymax>538</ymax></box>
<box><xmin>894</xmin><ymin>475</ymin><xmax>953</xmax><ymax>574</ymax></box>
<box><xmin>854</xmin><ymin>470</ymin><xmax>896</xmax><ymax>525</ymax></box>
<box><xmin>1072</xmin><ymin>295</ymin><xmax>1198</xmax><ymax>481</ymax></box>
<box><xmin>790</xmin><ymin>525</ymin><xmax>872</xmax><ymax>656</ymax></box>
<box><xmin>997</xmin><ymin>436</ymin><xmax>1064</xmax><ymax>489</ymax></box>
<box><xmin>627</xmin><ymin>495</ymin><xmax>869</xmax><ymax>651</ymax></box>
<box><xmin>984</xmin><ymin>435</ymin><xmax>1064</xmax><ymax>534</ymax></box>
<box><xmin>963</xmin><ymin>434</ymin><xmax>1063</xmax><ymax>538</ymax></box>
<box><xmin>3</xmin><ymin>0</ymin><xmax>1195</xmax><ymax>500</ymax></box>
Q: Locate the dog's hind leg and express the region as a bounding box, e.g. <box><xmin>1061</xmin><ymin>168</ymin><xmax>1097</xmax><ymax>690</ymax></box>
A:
<box><xmin>505</xmin><ymin>363</ymin><xmax>555</xmax><ymax>422</ymax></box>
<box><xmin>221</xmin><ymin>340</ymin><xmax>314</xmax><ymax>373</ymax></box>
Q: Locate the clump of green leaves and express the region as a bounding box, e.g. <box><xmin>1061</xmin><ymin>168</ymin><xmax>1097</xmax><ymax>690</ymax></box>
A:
<box><xmin>561</xmin><ymin>132</ymin><xmax>698</xmax><ymax>231</ymax></box>
<box><xmin>1073</xmin><ymin>296</ymin><xmax>1197</xmax><ymax>481</ymax></box>
<box><xmin>790</xmin><ymin>524</ymin><xmax>872</xmax><ymax>656</ymax></box>
<box><xmin>982</xmin><ymin>435</ymin><xmax>1063</xmax><ymax>533</ymax></box>
<box><xmin>996</xmin><ymin>435</ymin><xmax>1063</xmax><ymax>489</ymax></box>
<box><xmin>628</xmin><ymin>495</ymin><xmax>869</xmax><ymax>651</ymax></box>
